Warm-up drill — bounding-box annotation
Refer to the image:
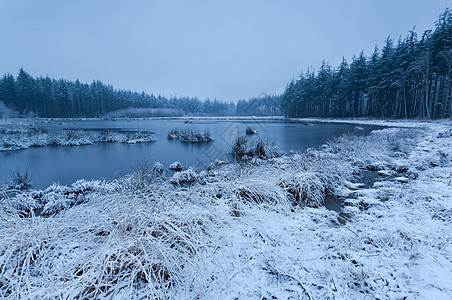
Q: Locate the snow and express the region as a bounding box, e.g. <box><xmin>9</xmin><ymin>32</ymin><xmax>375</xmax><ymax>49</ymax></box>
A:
<box><xmin>0</xmin><ymin>119</ymin><xmax>451</xmax><ymax>299</ymax></box>
<box><xmin>0</xmin><ymin>120</ymin><xmax>156</xmax><ymax>151</ymax></box>
<box><xmin>394</xmin><ymin>176</ymin><xmax>409</xmax><ymax>183</ymax></box>
<box><xmin>169</xmin><ymin>168</ymin><xmax>202</xmax><ymax>185</ymax></box>
<box><xmin>167</xmin><ymin>129</ymin><xmax>213</xmax><ymax>143</ymax></box>
<box><xmin>169</xmin><ymin>161</ymin><xmax>183</xmax><ymax>171</ymax></box>
<box><xmin>152</xmin><ymin>161</ymin><xmax>164</xmax><ymax>174</ymax></box>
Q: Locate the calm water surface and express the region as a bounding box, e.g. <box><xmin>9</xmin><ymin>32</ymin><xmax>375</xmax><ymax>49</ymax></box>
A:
<box><xmin>0</xmin><ymin>119</ymin><xmax>381</xmax><ymax>189</ymax></box>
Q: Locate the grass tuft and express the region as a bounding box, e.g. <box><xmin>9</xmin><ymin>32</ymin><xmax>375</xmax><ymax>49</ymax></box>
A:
<box><xmin>167</xmin><ymin>130</ymin><xmax>213</xmax><ymax>143</ymax></box>
<box><xmin>245</xmin><ymin>126</ymin><xmax>256</xmax><ymax>135</ymax></box>
<box><xmin>8</xmin><ymin>168</ymin><xmax>32</xmax><ymax>191</ymax></box>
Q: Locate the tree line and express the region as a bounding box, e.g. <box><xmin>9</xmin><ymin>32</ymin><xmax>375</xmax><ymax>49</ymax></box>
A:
<box><xmin>281</xmin><ymin>8</ymin><xmax>452</xmax><ymax>119</ymax></box>
<box><xmin>0</xmin><ymin>69</ymin><xmax>234</xmax><ymax>117</ymax></box>
<box><xmin>236</xmin><ymin>94</ymin><xmax>282</xmax><ymax>116</ymax></box>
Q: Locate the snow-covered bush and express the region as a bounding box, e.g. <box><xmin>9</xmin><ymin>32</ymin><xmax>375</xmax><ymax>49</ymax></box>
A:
<box><xmin>231</xmin><ymin>136</ymin><xmax>247</xmax><ymax>158</ymax></box>
<box><xmin>152</xmin><ymin>161</ymin><xmax>164</xmax><ymax>174</ymax></box>
<box><xmin>233</xmin><ymin>174</ymin><xmax>288</xmax><ymax>207</ymax></box>
<box><xmin>167</xmin><ymin>129</ymin><xmax>213</xmax><ymax>143</ymax></box>
<box><xmin>169</xmin><ymin>161</ymin><xmax>183</xmax><ymax>171</ymax></box>
<box><xmin>3</xmin><ymin>180</ymin><xmax>109</xmax><ymax>216</ymax></box>
<box><xmin>232</xmin><ymin>136</ymin><xmax>277</xmax><ymax>160</ymax></box>
<box><xmin>169</xmin><ymin>168</ymin><xmax>202</xmax><ymax>185</ymax></box>
<box><xmin>59</xmin><ymin>130</ymin><xmax>94</xmax><ymax>146</ymax></box>
<box><xmin>277</xmin><ymin>172</ymin><xmax>326</xmax><ymax>207</ymax></box>
<box><xmin>7</xmin><ymin>169</ymin><xmax>32</xmax><ymax>191</ymax></box>
<box><xmin>207</xmin><ymin>159</ymin><xmax>229</xmax><ymax>171</ymax></box>
<box><xmin>99</xmin><ymin>129</ymin><xmax>117</xmax><ymax>143</ymax></box>
<box><xmin>124</xmin><ymin>131</ymin><xmax>156</xmax><ymax>144</ymax></box>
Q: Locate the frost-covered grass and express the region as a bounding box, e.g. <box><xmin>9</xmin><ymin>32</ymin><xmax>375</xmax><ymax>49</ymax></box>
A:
<box><xmin>7</xmin><ymin>168</ymin><xmax>32</xmax><ymax>191</ymax></box>
<box><xmin>0</xmin><ymin>122</ymin><xmax>156</xmax><ymax>151</ymax></box>
<box><xmin>232</xmin><ymin>136</ymin><xmax>278</xmax><ymax>160</ymax></box>
<box><xmin>169</xmin><ymin>168</ymin><xmax>202</xmax><ymax>185</ymax></box>
<box><xmin>0</xmin><ymin>120</ymin><xmax>451</xmax><ymax>299</ymax></box>
<box><xmin>167</xmin><ymin>129</ymin><xmax>213</xmax><ymax>143</ymax></box>
<box><xmin>169</xmin><ymin>161</ymin><xmax>183</xmax><ymax>171</ymax></box>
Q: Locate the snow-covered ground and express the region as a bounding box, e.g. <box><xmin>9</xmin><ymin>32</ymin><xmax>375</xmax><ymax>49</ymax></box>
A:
<box><xmin>0</xmin><ymin>120</ymin><xmax>156</xmax><ymax>151</ymax></box>
<box><xmin>0</xmin><ymin>119</ymin><xmax>451</xmax><ymax>299</ymax></box>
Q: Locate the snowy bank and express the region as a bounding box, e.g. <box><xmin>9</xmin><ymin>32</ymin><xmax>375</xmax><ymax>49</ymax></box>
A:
<box><xmin>0</xmin><ymin>120</ymin><xmax>451</xmax><ymax>299</ymax></box>
<box><xmin>0</xmin><ymin>121</ymin><xmax>156</xmax><ymax>151</ymax></box>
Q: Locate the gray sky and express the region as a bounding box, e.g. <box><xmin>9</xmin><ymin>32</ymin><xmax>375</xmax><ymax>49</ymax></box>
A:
<box><xmin>0</xmin><ymin>0</ymin><xmax>451</xmax><ymax>102</ymax></box>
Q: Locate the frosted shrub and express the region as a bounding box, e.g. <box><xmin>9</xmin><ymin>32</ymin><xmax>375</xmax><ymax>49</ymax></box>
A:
<box><xmin>232</xmin><ymin>137</ymin><xmax>277</xmax><ymax>160</ymax></box>
<box><xmin>231</xmin><ymin>136</ymin><xmax>247</xmax><ymax>158</ymax></box>
<box><xmin>167</xmin><ymin>130</ymin><xmax>213</xmax><ymax>143</ymax></box>
<box><xmin>60</xmin><ymin>130</ymin><xmax>88</xmax><ymax>146</ymax></box>
<box><xmin>252</xmin><ymin>139</ymin><xmax>278</xmax><ymax>159</ymax></box>
<box><xmin>254</xmin><ymin>140</ymin><xmax>266</xmax><ymax>158</ymax></box>
<box><xmin>169</xmin><ymin>168</ymin><xmax>202</xmax><ymax>185</ymax></box>
<box><xmin>124</xmin><ymin>131</ymin><xmax>156</xmax><ymax>144</ymax></box>
<box><xmin>278</xmin><ymin>172</ymin><xmax>326</xmax><ymax>207</ymax></box>
<box><xmin>4</xmin><ymin>180</ymin><xmax>108</xmax><ymax>216</ymax></box>
<box><xmin>152</xmin><ymin>161</ymin><xmax>164</xmax><ymax>174</ymax></box>
<box><xmin>99</xmin><ymin>129</ymin><xmax>117</xmax><ymax>143</ymax></box>
<box><xmin>233</xmin><ymin>176</ymin><xmax>289</xmax><ymax>207</ymax></box>
<box><xmin>7</xmin><ymin>169</ymin><xmax>32</xmax><ymax>191</ymax></box>
<box><xmin>169</xmin><ymin>161</ymin><xmax>183</xmax><ymax>171</ymax></box>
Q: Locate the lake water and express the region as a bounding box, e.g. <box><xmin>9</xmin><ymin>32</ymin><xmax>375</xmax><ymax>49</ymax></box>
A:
<box><xmin>0</xmin><ymin>119</ymin><xmax>381</xmax><ymax>189</ymax></box>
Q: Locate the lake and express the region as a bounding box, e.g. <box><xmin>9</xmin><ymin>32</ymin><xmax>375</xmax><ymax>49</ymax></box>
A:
<box><xmin>0</xmin><ymin>119</ymin><xmax>381</xmax><ymax>189</ymax></box>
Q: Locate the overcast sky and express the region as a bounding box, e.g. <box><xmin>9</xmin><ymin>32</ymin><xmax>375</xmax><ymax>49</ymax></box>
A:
<box><xmin>0</xmin><ymin>0</ymin><xmax>451</xmax><ymax>102</ymax></box>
